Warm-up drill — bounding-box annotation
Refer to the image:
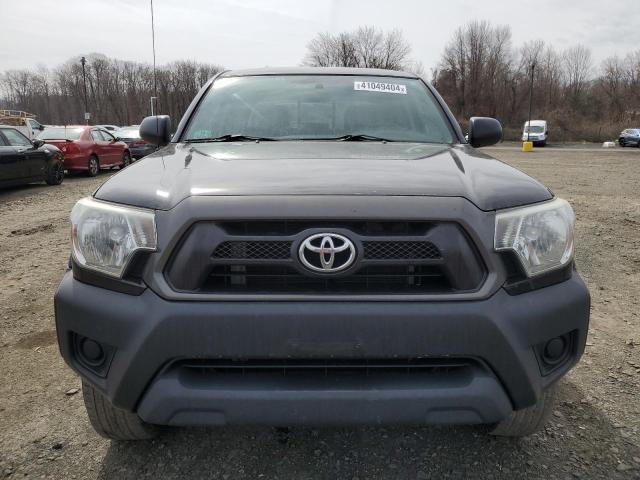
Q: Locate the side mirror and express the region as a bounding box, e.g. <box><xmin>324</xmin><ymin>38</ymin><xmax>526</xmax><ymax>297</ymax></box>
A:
<box><xmin>140</xmin><ymin>115</ymin><xmax>171</xmax><ymax>146</ymax></box>
<box><xmin>32</xmin><ymin>139</ymin><xmax>45</xmax><ymax>149</ymax></box>
<box><xmin>38</xmin><ymin>124</ymin><xmax>45</xmax><ymax>131</ymax></box>
<box><xmin>467</xmin><ymin>117</ymin><xmax>502</xmax><ymax>148</ymax></box>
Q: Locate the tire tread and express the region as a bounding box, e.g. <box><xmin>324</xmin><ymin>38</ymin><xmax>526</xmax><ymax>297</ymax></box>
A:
<box><xmin>490</xmin><ymin>386</ymin><xmax>556</xmax><ymax>437</ymax></box>
<box><xmin>82</xmin><ymin>380</ymin><xmax>157</xmax><ymax>440</ymax></box>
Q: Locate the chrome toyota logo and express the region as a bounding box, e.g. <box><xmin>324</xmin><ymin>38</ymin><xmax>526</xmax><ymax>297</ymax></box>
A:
<box><xmin>298</xmin><ymin>233</ymin><xmax>356</xmax><ymax>273</ymax></box>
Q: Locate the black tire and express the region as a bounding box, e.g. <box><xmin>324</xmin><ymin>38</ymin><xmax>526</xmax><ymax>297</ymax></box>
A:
<box><xmin>490</xmin><ymin>386</ymin><xmax>556</xmax><ymax>437</ymax></box>
<box><xmin>121</xmin><ymin>151</ymin><xmax>131</xmax><ymax>169</ymax></box>
<box><xmin>44</xmin><ymin>158</ymin><xmax>64</xmax><ymax>185</ymax></box>
<box><xmin>620</xmin><ymin>140</ymin><xmax>626</xmax><ymax>147</ymax></box>
<box><xmin>82</xmin><ymin>380</ymin><xmax>158</xmax><ymax>440</ymax></box>
<box><xmin>87</xmin><ymin>155</ymin><xmax>99</xmax><ymax>177</ymax></box>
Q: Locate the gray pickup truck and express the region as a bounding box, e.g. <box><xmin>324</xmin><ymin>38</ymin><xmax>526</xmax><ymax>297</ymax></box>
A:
<box><xmin>54</xmin><ymin>67</ymin><xmax>590</xmax><ymax>440</ymax></box>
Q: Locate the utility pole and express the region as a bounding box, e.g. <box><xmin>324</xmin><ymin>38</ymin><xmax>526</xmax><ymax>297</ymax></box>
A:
<box><xmin>526</xmin><ymin>62</ymin><xmax>535</xmax><ymax>142</ymax></box>
<box><xmin>80</xmin><ymin>56</ymin><xmax>89</xmax><ymax>125</ymax></box>
<box><xmin>150</xmin><ymin>0</ymin><xmax>158</xmax><ymax>114</ymax></box>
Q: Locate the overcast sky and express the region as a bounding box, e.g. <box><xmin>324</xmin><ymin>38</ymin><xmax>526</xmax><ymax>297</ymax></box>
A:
<box><xmin>2</xmin><ymin>0</ymin><xmax>639</xmax><ymax>75</ymax></box>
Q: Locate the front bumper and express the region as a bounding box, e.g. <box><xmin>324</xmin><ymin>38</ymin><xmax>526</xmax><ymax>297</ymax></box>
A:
<box><xmin>54</xmin><ymin>270</ymin><xmax>590</xmax><ymax>427</ymax></box>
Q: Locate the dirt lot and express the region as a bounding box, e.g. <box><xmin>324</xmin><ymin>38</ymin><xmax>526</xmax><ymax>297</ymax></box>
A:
<box><xmin>1</xmin><ymin>147</ymin><xmax>639</xmax><ymax>479</ymax></box>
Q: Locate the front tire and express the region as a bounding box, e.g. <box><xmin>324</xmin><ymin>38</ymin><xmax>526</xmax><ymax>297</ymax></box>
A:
<box><xmin>490</xmin><ymin>386</ymin><xmax>556</xmax><ymax>437</ymax></box>
<box><xmin>82</xmin><ymin>380</ymin><xmax>158</xmax><ymax>440</ymax></box>
<box><xmin>87</xmin><ymin>155</ymin><xmax>99</xmax><ymax>177</ymax></box>
<box><xmin>44</xmin><ymin>158</ymin><xmax>64</xmax><ymax>185</ymax></box>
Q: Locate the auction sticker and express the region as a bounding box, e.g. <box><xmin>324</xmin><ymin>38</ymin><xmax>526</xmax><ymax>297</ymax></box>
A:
<box><xmin>354</xmin><ymin>81</ymin><xmax>407</xmax><ymax>94</ymax></box>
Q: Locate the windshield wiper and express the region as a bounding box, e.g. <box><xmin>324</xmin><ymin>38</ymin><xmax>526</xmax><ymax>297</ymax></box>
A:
<box><xmin>309</xmin><ymin>134</ymin><xmax>394</xmax><ymax>142</ymax></box>
<box><xmin>183</xmin><ymin>134</ymin><xmax>277</xmax><ymax>143</ymax></box>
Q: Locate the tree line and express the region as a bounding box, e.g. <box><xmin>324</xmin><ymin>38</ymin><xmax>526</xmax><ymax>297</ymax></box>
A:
<box><xmin>2</xmin><ymin>23</ymin><xmax>640</xmax><ymax>141</ymax></box>
<box><xmin>306</xmin><ymin>23</ymin><xmax>640</xmax><ymax>141</ymax></box>
<box><xmin>0</xmin><ymin>54</ymin><xmax>222</xmax><ymax>126</ymax></box>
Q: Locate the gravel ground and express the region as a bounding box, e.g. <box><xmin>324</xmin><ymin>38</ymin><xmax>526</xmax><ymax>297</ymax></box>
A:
<box><xmin>1</xmin><ymin>147</ymin><xmax>639</xmax><ymax>479</ymax></box>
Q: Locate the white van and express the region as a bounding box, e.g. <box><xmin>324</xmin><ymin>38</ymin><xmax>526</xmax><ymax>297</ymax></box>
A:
<box><xmin>522</xmin><ymin>120</ymin><xmax>548</xmax><ymax>146</ymax></box>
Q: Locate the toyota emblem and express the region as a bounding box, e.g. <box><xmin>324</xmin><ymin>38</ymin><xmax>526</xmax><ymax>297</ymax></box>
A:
<box><xmin>298</xmin><ymin>233</ymin><xmax>356</xmax><ymax>273</ymax></box>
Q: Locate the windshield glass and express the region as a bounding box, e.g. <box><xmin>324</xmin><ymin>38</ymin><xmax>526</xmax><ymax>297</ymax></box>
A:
<box><xmin>38</xmin><ymin>127</ymin><xmax>83</xmax><ymax>140</ymax></box>
<box><xmin>183</xmin><ymin>75</ymin><xmax>455</xmax><ymax>143</ymax></box>
<box><xmin>524</xmin><ymin>125</ymin><xmax>544</xmax><ymax>133</ymax></box>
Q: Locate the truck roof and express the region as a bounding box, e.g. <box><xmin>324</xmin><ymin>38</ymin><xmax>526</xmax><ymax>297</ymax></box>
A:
<box><xmin>219</xmin><ymin>66</ymin><xmax>420</xmax><ymax>79</ymax></box>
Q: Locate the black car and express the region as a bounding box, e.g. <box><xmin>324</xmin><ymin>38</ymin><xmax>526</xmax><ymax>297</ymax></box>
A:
<box><xmin>0</xmin><ymin>126</ymin><xmax>64</xmax><ymax>188</ymax></box>
<box><xmin>619</xmin><ymin>128</ymin><xmax>640</xmax><ymax>147</ymax></box>
<box><xmin>54</xmin><ymin>68</ymin><xmax>589</xmax><ymax>440</ymax></box>
<box><xmin>114</xmin><ymin>126</ymin><xmax>157</xmax><ymax>159</ymax></box>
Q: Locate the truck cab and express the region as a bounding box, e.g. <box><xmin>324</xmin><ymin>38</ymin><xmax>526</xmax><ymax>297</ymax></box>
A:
<box><xmin>0</xmin><ymin>110</ymin><xmax>46</xmax><ymax>141</ymax></box>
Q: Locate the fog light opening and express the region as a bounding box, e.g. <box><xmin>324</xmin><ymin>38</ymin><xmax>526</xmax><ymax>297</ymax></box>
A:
<box><xmin>79</xmin><ymin>338</ymin><xmax>105</xmax><ymax>366</ymax></box>
<box><xmin>542</xmin><ymin>337</ymin><xmax>567</xmax><ymax>365</ymax></box>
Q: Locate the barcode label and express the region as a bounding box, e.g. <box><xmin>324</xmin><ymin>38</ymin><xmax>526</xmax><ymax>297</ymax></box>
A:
<box><xmin>354</xmin><ymin>81</ymin><xmax>407</xmax><ymax>94</ymax></box>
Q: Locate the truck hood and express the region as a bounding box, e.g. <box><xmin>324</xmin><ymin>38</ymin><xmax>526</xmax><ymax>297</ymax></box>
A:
<box><xmin>94</xmin><ymin>141</ymin><xmax>552</xmax><ymax>211</ymax></box>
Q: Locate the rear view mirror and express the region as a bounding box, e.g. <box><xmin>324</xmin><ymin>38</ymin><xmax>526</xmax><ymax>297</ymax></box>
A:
<box><xmin>140</xmin><ymin>115</ymin><xmax>172</xmax><ymax>146</ymax></box>
<box><xmin>467</xmin><ymin>117</ymin><xmax>502</xmax><ymax>148</ymax></box>
<box><xmin>32</xmin><ymin>139</ymin><xmax>45</xmax><ymax>148</ymax></box>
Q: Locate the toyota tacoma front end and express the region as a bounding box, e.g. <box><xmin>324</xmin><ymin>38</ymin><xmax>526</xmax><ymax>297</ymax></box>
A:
<box><xmin>54</xmin><ymin>67</ymin><xmax>589</xmax><ymax>440</ymax></box>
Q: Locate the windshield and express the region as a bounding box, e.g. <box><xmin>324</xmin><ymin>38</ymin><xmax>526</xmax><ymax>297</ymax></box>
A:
<box><xmin>524</xmin><ymin>125</ymin><xmax>544</xmax><ymax>133</ymax></box>
<box><xmin>183</xmin><ymin>75</ymin><xmax>455</xmax><ymax>143</ymax></box>
<box><xmin>38</xmin><ymin>127</ymin><xmax>83</xmax><ymax>140</ymax></box>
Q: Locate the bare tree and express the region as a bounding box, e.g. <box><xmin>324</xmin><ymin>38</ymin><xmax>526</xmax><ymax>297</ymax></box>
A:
<box><xmin>599</xmin><ymin>55</ymin><xmax>625</xmax><ymax>120</ymax></box>
<box><xmin>563</xmin><ymin>45</ymin><xmax>592</xmax><ymax>99</ymax></box>
<box><xmin>438</xmin><ymin>21</ymin><xmax>512</xmax><ymax>118</ymax></box>
<box><xmin>304</xmin><ymin>26</ymin><xmax>413</xmax><ymax>70</ymax></box>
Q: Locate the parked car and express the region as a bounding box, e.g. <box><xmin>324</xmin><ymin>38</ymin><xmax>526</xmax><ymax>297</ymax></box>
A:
<box><xmin>38</xmin><ymin>126</ymin><xmax>131</xmax><ymax>176</ymax></box>
<box><xmin>55</xmin><ymin>68</ymin><xmax>589</xmax><ymax>440</ymax></box>
<box><xmin>0</xmin><ymin>125</ymin><xmax>64</xmax><ymax>188</ymax></box>
<box><xmin>618</xmin><ymin>128</ymin><xmax>640</xmax><ymax>147</ymax></box>
<box><xmin>522</xmin><ymin>120</ymin><xmax>548</xmax><ymax>146</ymax></box>
<box><xmin>115</xmin><ymin>126</ymin><xmax>158</xmax><ymax>159</ymax></box>
<box><xmin>97</xmin><ymin>124</ymin><xmax>120</xmax><ymax>132</ymax></box>
<box><xmin>0</xmin><ymin>110</ymin><xmax>46</xmax><ymax>141</ymax></box>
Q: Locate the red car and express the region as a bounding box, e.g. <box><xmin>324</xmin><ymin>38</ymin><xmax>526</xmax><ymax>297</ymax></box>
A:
<box><xmin>38</xmin><ymin>126</ymin><xmax>131</xmax><ymax>176</ymax></box>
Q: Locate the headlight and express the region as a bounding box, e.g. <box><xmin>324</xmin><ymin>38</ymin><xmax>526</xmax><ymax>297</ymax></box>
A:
<box><xmin>494</xmin><ymin>198</ymin><xmax>574</xmax><ymax>277</ymax></box>
<box><xmin>71</xmin><ymin>197</ymin><xmax>157</xmax><ymax>278</ymax></box>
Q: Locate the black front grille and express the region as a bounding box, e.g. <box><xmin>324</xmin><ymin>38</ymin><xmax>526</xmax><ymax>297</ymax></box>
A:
<box><xmin>165</xmin><ymin>220</ymin><xmax>486</xmax><ymax>296</ymax></box>
<box><xmin>202</xmin><ymin>264</ymin><xmax>450</xmax><ymax>294</ymax></box>
<box><xmin>213</xmin><ymin>241</ymin><xmax>291</xmax><ymax>260</ymax></box>
<box><xmin>211</xmin><ymin>240</ymin><xmax>440</xmax><ymax>261</ymax></box>
<box><xmin>364</xmin><ymin>241</ymin><xmax>440</xmax><ymax>260</ymax></box>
